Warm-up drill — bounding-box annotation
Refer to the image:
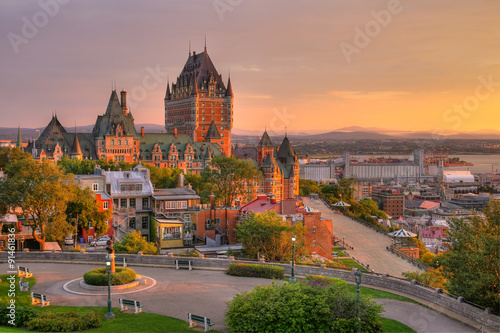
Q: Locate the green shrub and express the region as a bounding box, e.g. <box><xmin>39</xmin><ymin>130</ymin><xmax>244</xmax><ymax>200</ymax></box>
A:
<box><xmin>225</xmin><ymin>280</ymin><xmax>384</xmax><ymax>333</ymax></box>
<box><xmin>83</xmin><ymin>267</ymin><xmax>136</xmax><ymax>286</ymax></box>
<box><xmin>26</xmin><ymin>311</ymin><xmax>102</xmax><ymax>332</ymax></box>
<box><xmin>226</xmin><ymin>263</ymin><xmax>284</xmax><ymax>279</ymax></box>
<box><xmin>0</xmin><ymin>305</ymin><xmax>39</xmax><ymax>327</ymax></box>
<box><xmin>305</xmin><ymin>274</ymin><xmax>348</xmax><ymax>288</ymax></box>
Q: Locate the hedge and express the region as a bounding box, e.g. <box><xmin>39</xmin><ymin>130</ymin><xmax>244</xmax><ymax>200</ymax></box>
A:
<box><xmin>27</xmin><ymin>311</ymin><xmax>102</xmax><ymax>332</ymax></box>
<box><xmin>0</xmin><ymin>305</ymin><xmax>39</xmax><ymax>327</ymax></box>
<box><xmin>305</xmin><ymin>274</ymin><xmax>348</xmax><ymax>288</ymax></box>
<box><xmin>83</xmin><ymin>267</ymin><xmax>136</xmax><ymax>286</ymax></box>
<box><xmin>226</xmin><ymin>263</ymin><xmax>284</xmax><ymax>279</ymax></box>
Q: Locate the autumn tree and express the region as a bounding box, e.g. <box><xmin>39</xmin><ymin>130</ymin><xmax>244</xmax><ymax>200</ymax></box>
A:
<box><xmin>143</xmin><ymin>164</ymin><xmax>182</xmax><ymax>189</ymax></box>
<box><xmin>299</xmin><ymin>179</ymin><xmax>321</xmax><ymax>197</ymax></box>
<box><xmin>235</xmin><ymin>211</ymin><xmax>307</xmax><ymax>261</ymax></box>
<box><xmin>439</xmin><ymin>201</ymin><xmax>500</xmax><ymax>310</ymax></box>
<box><xmin>0</xmin><ymin>157</ymin><xmax>74</xmax><ymax>249</ymax></box>
<box><xmin>113</xmin><ymin>230</ymin><xmax>157</xmax><ymax>253</ymax></box>
<box><xmin>202</xmin><ymin>156</ymin><xmax>261</xmax><ymax>206</ymax></box>
<box><xmin>65</xmin><ymin>185</ymin><xmax>112</xmax><ymax>243</ymax></box>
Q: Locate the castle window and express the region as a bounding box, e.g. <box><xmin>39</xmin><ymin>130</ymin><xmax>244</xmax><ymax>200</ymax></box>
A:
<box><xmin>202</xmin><ymin>117</ymin><xmax>205</xmax><ymax>121</ymax></box>
<box><xmin>202</xmin><ymin>110</ymin><xmax>205</xmax><ymax>114</ymax></box>
<box><xmin>125</xmin><ymin>140</ymin><xmax>128</xmax><ymax>145</ymax></box>
<box><xmin>202</xmin><ymin>103</ymin><xmax>205</xmax><ymax>107</ymax></box>
<box><xmin>202</xmin><ymin>133</ymin><xmax>205</xmax><ymax>137</ymax></box>
<box><xmin>118</xmin><ymin>140</ymin><xmax>121</xmax><ymax>145</ymax></box>
<box><xmin>211</xmin><ymin>110</ymin><xmax>214</xmax><ymax>114</ymax></box>
<box><xmin>111</xmin><ymin>140</ymin><xmax>114</xmax><ymax>145</ymax></box>
<box><xmin>202</xmin><ymin>126</ymin><xmax>205</xmax><ymax>131</ymax></box>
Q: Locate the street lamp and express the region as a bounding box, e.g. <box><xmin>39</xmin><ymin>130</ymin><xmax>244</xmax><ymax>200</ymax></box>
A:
<box><xmin>20</xmin><ymin>235</ymin><xmax>25</xmax><ymax>251</ymax></box>
<box><xmin>289</xmin><ymin>234</ymin><xmax>296</xmax><ymax>282</ymax></box>
<box><xmin>354</xmin><ymin>268</ymin><xmax>362</xmax><ymax>333</ymax></box>
<box><xmin>105</xmin><ymin>257</ymin><xmax>115</xmax><ymax>319</ymax></box>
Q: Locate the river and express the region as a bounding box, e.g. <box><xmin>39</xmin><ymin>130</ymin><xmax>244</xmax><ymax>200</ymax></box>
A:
<box><xmin>351</xmin><ymin>154</ymin><xmax>500</xmax><ymax>174</ymax></box>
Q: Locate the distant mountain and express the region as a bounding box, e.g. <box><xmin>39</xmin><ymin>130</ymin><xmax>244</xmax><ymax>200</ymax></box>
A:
<box><xmin>304</xmin><ymin>131</ymin><xmax>394</xmax><ymax>140</ymax></box>
<box><xmin>2</xmin><ymin>124</ymin><xmax>500</xmax><ymax>142</ymax></box>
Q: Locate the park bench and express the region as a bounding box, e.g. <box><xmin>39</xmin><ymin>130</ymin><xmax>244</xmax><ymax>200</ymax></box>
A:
<box><xmin>19</xmin><ymin>277</ymin><xmax>29</xmax><ymax>291</ymax></box>
<box><xmin>119</xmin><ymin>298</ymin><xmax>143</xmax><ymax>314</ymax></box>
<box><xmin>176</xmin><ymin>259</ymin><xmax>192</xmax><ymax>270</ymax></box>
<box><xmin>188</xmin><ymin>313</ymin><xmax>214</xmax><ymax>332</ymax></box>
<box><xmin>31</xmin><ymin>292</ymin><xmax>50</xmax><ymax>306</ymax></box>
<box><xmin>115</xmin><ymin>257</ymin><xmax>127</xmax><ymax>267</ymax></box>
<box><xmin>18</xmin><ymin>266</ymin><xmax>33</xmax><ymax>278</ymax></box>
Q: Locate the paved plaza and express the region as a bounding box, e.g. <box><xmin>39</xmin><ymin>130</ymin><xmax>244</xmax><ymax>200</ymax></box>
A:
<box><xmin>304</xmin><ymin>197</ymin><xmax>421</xmax><ymax>277</ymax></box>
<box><xmin>2</xmin><ymin>262</ymin><xmax>484</xmax><ymax>333</ymax></box>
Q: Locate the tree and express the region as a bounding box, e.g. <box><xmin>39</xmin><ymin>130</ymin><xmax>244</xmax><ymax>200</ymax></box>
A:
<box><xmin>402</xmin><ymin>267</ymin><xmax>447</xmax><ymax>289</ymax></box>
<box><xmin>235</xmin><ymin>211</ymin><xmax>307</xmax><ymax>261</ymax></box>
<box><xmin>225</xmin><ymin>280</ymin><xmax>383</xmax><ymax>333</ymax></box>
<box><xmin>202</xmin><ymin>156</ymin><xmax>261</xmax><ymax>206</ymax></box>
<box><xmin>299</xmin><ymin>179</ymin><xmax>320</xmax><ymax>197</ymax></box>
<box><xmin>113</xmin><ymin>230</ymin><xmax>157</xmax><ymax>253</ymax></box>
<box><xmin>58</xmin><ymin>156</ymin><xmax>96</xmax><ymax>175</ymax></box>
<box><xmin>440</xmin><ymin>201</ymin><xmax>500</xmax><ymax>310</ymax></box>
<box><xmin>65</xmin><ymin>185</ymin><xmax>112</xmax><ymax>242</ymax></box>
<box><xmin>339</xmin><ymin>178</ymin><xmax>355</xmax><ymax>200</ymax></box>
<box><xmin>0</xmin><ymin>157</ymin><xmax>74</xmax><ymax>249</ymax></box>
<box><xmin>143</xmin><ymin>164</ymin><xmax>182</xmax><ymax>189</ymax></box>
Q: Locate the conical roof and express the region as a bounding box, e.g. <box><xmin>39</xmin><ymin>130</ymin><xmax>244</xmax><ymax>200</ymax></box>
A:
<box><xmin>225</xmin><ymin>76</ymin><xmax>233</xmax><ymax>97</ymax></box>
<box><xmin>277</xmin><ymin>135</ymin><xmax>295</xmax><ymax>160</ymax></box>
<box><xmin>205</xmin><ymin>120</ymin><xmax>221</xmax><ymax>139</ymax></box>
<box><xmin>70</xmin><ymin>131</ymin><xmax>83</xmax><ymax>157</ymax></box>
<box><xmin>258</xmin><ymin>130</ymin><xmax>273</xmax><ymax>147</ymax></box>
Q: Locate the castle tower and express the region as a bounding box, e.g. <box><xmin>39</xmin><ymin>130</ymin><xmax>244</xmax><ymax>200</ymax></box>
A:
<box><xmin>165</xmin><ymin>45</ymin><xmax>233</xmax><ymax>156</ymax></box>
<box><xmin>16</xmin><ymin>126</ymin><xmax>22</xmax><ymax>149</ymax></box>
<box><xmin>257</xmin><ymin>130</ymin><xmax>274</xmax><ymax>165</ymax></box>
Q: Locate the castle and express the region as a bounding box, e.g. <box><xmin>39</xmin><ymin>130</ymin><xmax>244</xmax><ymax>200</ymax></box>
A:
<box><xmin>26</xmin><ymin>44</ymin><xmax>299</xmax><ymax>200</ymax></box>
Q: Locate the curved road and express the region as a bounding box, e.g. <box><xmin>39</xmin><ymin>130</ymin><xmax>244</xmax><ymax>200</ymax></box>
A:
<box><xmin>4</xmin><ymin>262</ymin><xmax>481</xmax><ymax>333</ymax></box>
<box><xmin>304</xmin><ymin>198</ymin><xmax>421</xmax><ymax>277</ymax></box>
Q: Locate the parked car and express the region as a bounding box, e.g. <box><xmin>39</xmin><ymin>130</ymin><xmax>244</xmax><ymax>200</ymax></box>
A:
<box><xmin>90</xmin><ymin>235</ymin><xmax>110</xmax><ymax>247</ymax></box>
<box><xmin>65</xmin><ymin>236</ymin><xmax>74</xmax><ymax>245</ymax></box>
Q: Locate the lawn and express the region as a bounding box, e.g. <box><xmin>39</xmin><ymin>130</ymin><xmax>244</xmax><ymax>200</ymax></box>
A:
<box><xmin>381</xmin><ymin>317</ymin><xmax>416</xmax><ymax>333</ymax></box>
<box><xmin>346</xmin><ymin>284</ymin><xmax>421</xmax><ymax>305</ymax></box>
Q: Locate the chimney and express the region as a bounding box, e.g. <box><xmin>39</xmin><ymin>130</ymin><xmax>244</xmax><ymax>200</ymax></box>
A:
<box><xmin>178</xmin><ymin>172</ymin><xmax>184</xmax><ymax>188</ymax></box>
<box><xmin>270</xmin><ymin>196</ymin><xmax>277</xmax><ymax>204</ymax></box>
<box><xmin>174</xmin><ymin>128</ymin><xmax>178</xmax><ymax>138</ymax></box>
<box><xmin>141</xmin><ymin>127</ymin><xmax>144</xmax><ymax>137</ymax></box>
<box><xmin>120</xmin><ymin>90</ymin><xmax>128</xmax><ymax>115</ymax></box>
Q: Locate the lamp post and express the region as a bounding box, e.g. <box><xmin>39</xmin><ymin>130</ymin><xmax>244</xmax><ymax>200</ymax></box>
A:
<box><xmin>20</xmin><ymin>235</ymin><xmax>25</xmax><ymax>251</ymax></box>
<box><xmin>354</xmin><ymin>268</ymin><xmax>362</xmax><ymax>333</ymax></box>
<box><xmin>289</xmin><ymin>234</ymin><xmax>296</xmax><ymax>282</ymax></box>
<box><xmin>105</xmin><ymin>257</ymin><xmax>115</xmax><ymax>319</ymax></box>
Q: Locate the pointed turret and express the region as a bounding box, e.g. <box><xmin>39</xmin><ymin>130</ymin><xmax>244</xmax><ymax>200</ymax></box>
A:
<box><xmin>70</xmin><ymin>127</ymin><xmax>83</xmax><ymax>159</ymax></box>
<box><xmin>16</xmin><ymin>126</ymin><xmax>22</xmax><ymax>149</ymax></box>
<box><xmin>258</xmin><ymin>130</ymin><xmax>273</xmax><ymax>147</ymax></box>
<box><xmin>205</xmin><ymin>120</ymin><xmax>221</xmax><ymax>140</ymax></box>
<box><xmin>225</xmin><ymin>76</ymin><xmax>233</xmax><ymax>97</ymax></box>
<box><xmin>165</xmin><ymin>81</ymin><xmax>171</xmax><ymax>100</ymax></box>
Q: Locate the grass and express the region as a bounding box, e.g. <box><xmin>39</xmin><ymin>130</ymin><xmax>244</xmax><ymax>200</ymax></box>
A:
<box><xmin>381</xmin><ymin>317</ymin><xmax>416</xmax><ymax>333</ymax></box>
<box><xmin>331</xmin><ymin>248</ymin><xmax>348</xmax><ymax>257</ymax></box>
<box><xmin>0</xmin><ymin>274</ymin><xmax>36</xmax><ymax>306</ymax></box>
<box><xmin>346</xmin><ymin>284</ymin><xmax>421</xmax><ymax>305</ymax></box>
<box><xmin>1</xmin><ymin>306</ymin><xmax>223</xmax><ymax>332</ymax></box>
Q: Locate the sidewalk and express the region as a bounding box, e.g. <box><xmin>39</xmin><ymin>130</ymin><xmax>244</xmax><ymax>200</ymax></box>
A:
<box><xmin>304</xmin><ymin>198</ymin><xmax>421</xmax><ymax>276</ymax></box>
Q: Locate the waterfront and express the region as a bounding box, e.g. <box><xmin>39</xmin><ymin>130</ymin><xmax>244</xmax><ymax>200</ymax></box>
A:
<box><xmin>350</xmin><ymin>154</ymin><xmax>500</xmax><ymax>174</ymax></box>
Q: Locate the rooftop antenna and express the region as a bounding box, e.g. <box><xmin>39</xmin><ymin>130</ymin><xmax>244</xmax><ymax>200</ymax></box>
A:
<box><xmin>204</xmin><ymin>34</ymin><xmax>207</xmax><ymax>52</ymax></box>
<box><xmin>189</xmin><ymin>40</ymin><xmax>191</xmax><ymax>57</ymax></box>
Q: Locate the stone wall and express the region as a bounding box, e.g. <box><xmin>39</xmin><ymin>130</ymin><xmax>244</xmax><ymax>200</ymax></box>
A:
<box><xmin>2</xmin><ymin>251</ymin><xmax>498</xmax><ymax>330</ymax></box>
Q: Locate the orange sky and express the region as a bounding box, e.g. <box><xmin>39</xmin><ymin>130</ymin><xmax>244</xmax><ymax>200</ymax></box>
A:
<box><xmin>1</xmin><ymin>1</ymin><xmax>499</xmax><ymax>135</ymax></box>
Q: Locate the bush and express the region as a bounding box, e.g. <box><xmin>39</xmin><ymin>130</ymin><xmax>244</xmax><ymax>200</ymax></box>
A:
<box><xmin>305</xmin><ymin>274</ymin><xmax>348</xmax><ymax>288</ymax></box>
<box><xmin>225</xmin><ymin>280</ymin><xmax>383</xmax><ymax>333</ymax></box>
<box><xmin>0</xmin><ymin>305</ymin><xmax>39</xmax><ymax>327</ymax></box>
<box><xmin>226</xmin><ymin>263</ymin><xmax>284</xmax><ymax>279</ymax></box>
<box><xmin>26</xmin><ymin>311</ymin><xmax>102</xmax><ymax>331</ymax></box>
<box><xmin>83</xmin><ymin>267</ymin><xmax>136</xmax><ymax>286</ymax></box>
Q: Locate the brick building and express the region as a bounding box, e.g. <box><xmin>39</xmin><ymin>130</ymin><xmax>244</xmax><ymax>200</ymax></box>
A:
<box><xmin>165</xmin><ymin>45</ymin><xmax>233</xmax><ymax>157</ymax></box>
<box><xmin>371</xmin><ymin>187</ymin><xmax>405</xmax><ymax>218</ymax></box>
